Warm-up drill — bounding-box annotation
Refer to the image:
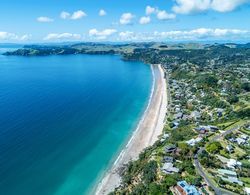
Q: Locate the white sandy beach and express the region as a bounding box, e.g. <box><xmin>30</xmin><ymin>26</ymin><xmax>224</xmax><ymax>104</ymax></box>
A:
<box><xmin>95</xmin><ymin>64</ymin><xmax>167</xmax><ymax>195</ymax></box>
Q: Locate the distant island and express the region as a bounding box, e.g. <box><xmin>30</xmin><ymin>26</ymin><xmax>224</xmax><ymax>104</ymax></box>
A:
<box><xmin>3</xmin><ymin>42</ymin><xmax>250</xmax><ymax>195</ymax></box>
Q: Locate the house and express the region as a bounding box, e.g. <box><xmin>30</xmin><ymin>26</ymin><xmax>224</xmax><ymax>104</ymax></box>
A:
<box><xmin>163</xmin><ymin>156</ymin><xmax>174</xmax><ymax>163</ymax></box>
<box><xmin>161</xmin><ymin>162</ymin><xmax>179</xmax><ymax>174</ymax></box>
<box><xmin>217</xmin><ymin>169</ymin><xmax>243</xmax><ymax>186</ymax></box>
<box><xmin>186</xmin><ymin>137</ymin><xmax>203</xmax><ymax>146</ymax></box>
<box><xmin>245</xmin><ymin>187</ymin><xmax>250</xmax><ymax>195</ymax></box>
<box><xmin>227</xmin><ymin>159</ymin><xmax>242</xmax><ymax>169</ymax></box>
<box><xmin>209</xmin><ymin>125</ymin><xmax>219</xmax><ymax>131</ymax></box>
<box><xmin>174</xmin><ymin>112</ymin><xmax>183</xmax><ymax>120</ymax></box>
<box><xmin>217</xmin><ymin>108</ymin><xmax>224</xmax><ymax>117</ymax></box>
<box><xmin>165</xmin><ymin>145</ymin><xmax>177</xmax><ymax>153</ymax></box>
<box><xmin>236</xmin><ymin>137</ymin><xmax>246</xmax><ymax>145</ymax></box>
<box><xmin>173</xmin><ymin>180</ymin><xmax>200</xmax><ymax>195</ymax></box>
<box><xmin>196</xmin><ymin>125</ymin><xmax>219</xmax><ymax>132</ymax></box>
<box><xmin>190</xmin><ymin>111</ymin><xmax>201</xmax><ymax>120</ymax></box>
<box><xmin>161</xmin><ymin>133</ymin><xmax>170</xmax><ymax>142</ymax></box>
<box><xmin>226</xmin><ymin>145</ymin><xmax>234</xmax><ymax>153</ymax></box>
<box><xmin>173</xmin><ymin>121</ymin><xmax>180</xmax><ymax>129</ymax></box>
<box><xmin>218</xmin><ymin>169</ymin><xmax>237</xmax><ymax>177</ymax></box>
<box><xmin>240</xmin><ymin>134</ymin><xmax>249</xmax><ymax>140</ymax></box>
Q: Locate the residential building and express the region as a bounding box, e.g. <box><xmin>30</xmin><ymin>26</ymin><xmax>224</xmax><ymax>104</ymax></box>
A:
<box><xmin>161</xmin><ymin>163</ymin><xmax>179</xmax><ymax>174</ymax></box>
<box><xmin>173</xmin><ymin>180</ymin><xmax>200</xmax><ymax>195</ymax></box>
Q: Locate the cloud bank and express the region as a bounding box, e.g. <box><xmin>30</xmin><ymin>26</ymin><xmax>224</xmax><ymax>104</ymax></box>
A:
<box><xmin>118</xmin><ymin>28</ymin><xmax>249</xmax><ymax>41</ymax></box>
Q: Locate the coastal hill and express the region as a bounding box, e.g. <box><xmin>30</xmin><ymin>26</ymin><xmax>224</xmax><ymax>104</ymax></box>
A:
<box><xmin>4</xmin><ymin>43</ymin><xmax>250</xmax><ymax>67</ymax></box>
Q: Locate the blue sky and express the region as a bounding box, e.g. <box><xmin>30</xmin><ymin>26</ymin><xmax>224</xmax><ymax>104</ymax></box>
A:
<box><xmin>0</xmin><ymin>0</ymin><xmax>250</xmax><ymax>42</ymax></box>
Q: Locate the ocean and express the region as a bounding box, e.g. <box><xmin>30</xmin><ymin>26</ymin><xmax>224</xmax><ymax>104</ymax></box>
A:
<box><xmin>0</xmin><ymin>52</ymin><xmax>152</xmax><ymax>195</ymax></box>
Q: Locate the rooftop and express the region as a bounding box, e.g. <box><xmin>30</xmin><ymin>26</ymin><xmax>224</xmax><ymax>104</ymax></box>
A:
<box><xmin>218</xmin><ymin>169</ymin><xmax>237</xmax><ymax>176</ymax></box>
<box><xmin>177</xmin><ymin>180</ymin><xmax>200</xmax><ymax>195</ymax></box>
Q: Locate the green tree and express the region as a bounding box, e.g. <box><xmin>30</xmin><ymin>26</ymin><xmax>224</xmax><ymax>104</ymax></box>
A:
<box><xmin>143</xmin><ymin>161</ymin><xmax>158</xmax><ymax>184</ymax></box>
<box><xmin>206</xmin><ymin>142</ymin><xmax>222</xmax><ymax>154</ymax></box>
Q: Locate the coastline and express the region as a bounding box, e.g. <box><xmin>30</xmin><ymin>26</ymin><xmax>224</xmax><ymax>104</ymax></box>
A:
<box><xmin>95</xmin><ymin>64</ymin><xmax>167</xmax><ymax>195</ymax></box>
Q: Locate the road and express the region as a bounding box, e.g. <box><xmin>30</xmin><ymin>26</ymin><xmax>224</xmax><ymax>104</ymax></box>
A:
<box><xmin>194</xmin><ymin>125</ymin><xmax>241</xmax><ymax>195</ymax></box>
<box><xmin>194</xmin><ymin>148</ymin><xmax>235</xmax><ymax>195</ymax></box>
<box><xmin>211</xmin><ymin>125</ymin><xmax>240</xmax><ymax>142</ymax></box>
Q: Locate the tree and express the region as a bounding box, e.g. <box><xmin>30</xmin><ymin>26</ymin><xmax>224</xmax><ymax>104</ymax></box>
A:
<box><xmin>241</xmin><ymin>82</ymin><xmax>250</xmax><ymax>91</ymax></box>
<box><xmin>206</xmin><ymin>142</ymin><xmax>222</xmax><ymax>154</ymax></box>
<box><xmin>148</xmin><ymin>183</ymin><xmax>164</xmax><ymax>195</ymax></box>
<box><xmin>227</xmin><ymin>95</ymin><xmax>239</xmax><ymax>104</ymax></box>
<box><xmin>143</xmin><ymin>161</ymin><xmax>158</xmax><ymax>184</ymax></box>
<box><xmin>131</xmin><ymin>184</ymin><xmax>147</xmax><ymax>195</ymax></box>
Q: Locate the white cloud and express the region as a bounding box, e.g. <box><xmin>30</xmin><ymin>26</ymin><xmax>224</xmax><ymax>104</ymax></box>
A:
<box><xmin>172</xmin><ymin>0</ymin><xmax>249</xmax><ymax>14</ymax></box>
<box><xmin>139</xmin><ymin>16</ymin><xmax>151</xmax><ymax>24</ymax></box>
<box><xmin>89</xmin><ymin>28</ymin><xmax>117</xmax><ymax>39</ymax></box>
<box><xmin>0</xmin><ymin>32</ymin><xmax>31</xmax><ymax>41</ymax></box>
<box><xmin>117</xmin><ymin>28</ymin><xmax>250</xmax><ymax>41</ymax></box>
<box><xmin>71</xmin><ymin>10</ymin><xmax>87</xmax><ymax>20</ymax></box>
<box><xmin>120</xmin><ymin>13</ymin><xmax>134</xmax><ymax>25</ymax></box>
<box><xmin>43</xmin><ymin>33</ymin><xmax>81</xmax><ymax>41</ymax></box>
<box><xmin>157</xmin><ymin>10</ymin><xmax>176</xmax><ymax>20</ymax></box>
<box><xmin>60</xmin><ymin>10</ymin><xmax>87</xmax><ymax>20</ymax></box>
<box><xmin>60</xmin><ymin>11</ymin><xmax>70</xmax><ymax>19</ymax></box>
<box><xmin>211</xmin><ymin>0</ymin><xmax>249</xmax><ymax>12</ymax></box>
<box><xmin>37</xmin><ymin>16</ymin><xmax>54</xmax><ymax>22</ymax></box>
<box><xmin>146</xmin><ymin>6</ymin><xmax>156</xmax><ymax>15</ymax></box>
<box><xmin>99</xmin><ymin>9</ymin><xmax>107</xmax><ymax>16</ymax></box>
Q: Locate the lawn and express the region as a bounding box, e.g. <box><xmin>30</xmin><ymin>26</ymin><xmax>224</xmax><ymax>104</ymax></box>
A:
<box><xmin>240</xmin><ymin>177</ymin><xmax>250</xmax><ymax>187</ymax></box>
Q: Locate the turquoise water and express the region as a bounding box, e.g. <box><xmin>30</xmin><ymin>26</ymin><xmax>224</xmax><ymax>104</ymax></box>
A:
<box><xmin>0</xmin><ymin>53</ymin><xmax>152</xmax><ymax>195</ymax></box>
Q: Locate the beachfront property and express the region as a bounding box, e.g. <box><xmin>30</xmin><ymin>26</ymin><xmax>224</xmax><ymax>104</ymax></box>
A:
<box><xmin>161</xmin><ymin>133</ymin><xmax>170</xmax><ymax>142</ymax></box>
<box><xmin>217</xmin><ymin>169</ymin><xmax>243</xmax><ymax>186</ymax></box>
<box><xmin>172</xmin><ymin>180</ymin><xmax>200</xmax><ymax>195</ymax></box>
<box><xmin>165</xmin><ymin>144</ymin><xmax>177</xmax><ymax>153</ymax></box>
<box><xmin>161</xmin><ymin>162</ymin><xmax>179</xmax><ymax>174</ymax></box>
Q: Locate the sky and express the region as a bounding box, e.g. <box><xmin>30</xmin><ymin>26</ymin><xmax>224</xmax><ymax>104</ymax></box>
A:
<box><xmin>0</xmin><ymin>0</ymin><xmax>250</xmax><ymax>43</ymax></box>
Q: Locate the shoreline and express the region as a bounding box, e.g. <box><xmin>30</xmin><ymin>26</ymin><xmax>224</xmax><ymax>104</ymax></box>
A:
<box><xmin>95</xmin><ymin>64</ymin><xmax>167</xmax><ymax>195</ymax></box>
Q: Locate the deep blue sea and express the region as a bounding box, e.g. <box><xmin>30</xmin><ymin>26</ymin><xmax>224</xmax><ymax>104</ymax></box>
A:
<box><xmin>0</xmin><ymin>51</ymin><xmax>152</xmax><ymax>195</ymax></box>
